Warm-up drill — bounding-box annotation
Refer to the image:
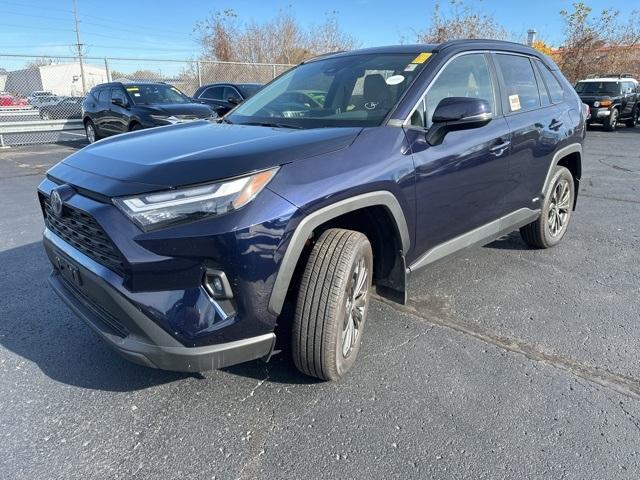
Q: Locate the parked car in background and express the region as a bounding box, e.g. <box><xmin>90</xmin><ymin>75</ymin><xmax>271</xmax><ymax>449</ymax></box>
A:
<box><xmin>0</xmin><ymin>93</ymin><xmax>29</xmax><ymax>108</ymax></box>
<box><xmin>39</xmin><ymin>40</ymin><xmax>584</xmax><ymax>381</ymax></box>
<box><xmin>27</xmin><ymin>91</ymin><xmax>61</xmax><ymax>108</ymax></box>
<box><xmin>82</xmin><ymin>81</ymin><xmax>215</xmax><ymax>143</ymax></box>
<box><xmin>575</xmin><ymin>74</ymin><xmax>639</xmax><ymax>130</ymax></box>
<box><xmin>39</xmin><ymin>96</ymin><xmax>84</xmax><ymax>120</ymax></box>
<box><xmin>193</xmin><ymin>82</ymin><xmax>262</xmax><ymax>116</ymax></box>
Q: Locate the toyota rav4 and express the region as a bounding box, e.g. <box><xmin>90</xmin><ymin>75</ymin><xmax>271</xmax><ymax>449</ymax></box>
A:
<box><xmin>38</xmin><ymin>40</ymin><xmax>585</xmax><ymax>381</ymax></box>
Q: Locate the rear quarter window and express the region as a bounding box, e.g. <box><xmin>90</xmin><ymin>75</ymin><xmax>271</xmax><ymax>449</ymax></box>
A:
<box><xmin>535</xmin><ymin>60</ymin><xmax>564</xmax><ymax>104</ymax></box>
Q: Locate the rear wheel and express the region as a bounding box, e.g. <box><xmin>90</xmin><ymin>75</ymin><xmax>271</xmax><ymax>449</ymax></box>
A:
<box><xmin>292</xmin><ymin>228</ymin><xmax>373</xmax><ymax>381</ymax></box>
<box><xmin>520</xmin><ymin>166</ymin><xmax>574</xmax><ymax>249</ymax></box>
<box><xmin>625</xmin><ymin>107</ymin><xmax>639</xmax><ymax>128</ymax></box>
<box><xmin>604</xmin><ymin>108</ymin><xmax>618</xmax><ymax>131</ymax></box>
<box><xmin>85</xmin><ymin>120</ymin><xmax>99</xmax><ymax>143</ymax></box>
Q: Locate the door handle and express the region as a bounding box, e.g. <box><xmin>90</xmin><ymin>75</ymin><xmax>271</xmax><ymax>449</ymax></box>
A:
<box><xmin>489</xmin><ymin>140</ymin><xmax>510</xmax><ymax>156</ymax></box>
<box><xmin>549</xmin><ymin>119</ymin><xmax>563</xmax><ymax>130</ymax></box>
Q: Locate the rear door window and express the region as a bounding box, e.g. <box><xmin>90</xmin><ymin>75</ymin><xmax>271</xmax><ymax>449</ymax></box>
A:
<box><xmin>201</xmin><ymin>86</ymin><xmax>224</xmax><ymax>100</ymax></box>
<box><xmin>495</xmin><ymin>54</ymin><xmax>541</xmax><ymax>113</ymax></box>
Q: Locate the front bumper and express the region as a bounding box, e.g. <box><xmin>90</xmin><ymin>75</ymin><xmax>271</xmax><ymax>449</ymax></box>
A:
<box><xmin>44</xmin><ymin>229</ymin><xmax>275</xmax><ymax>372</ymax></box>
<box><xmin>588</xmin><ymin>107</ymin><xmax>612</xmax><ymax>122</ymax></box>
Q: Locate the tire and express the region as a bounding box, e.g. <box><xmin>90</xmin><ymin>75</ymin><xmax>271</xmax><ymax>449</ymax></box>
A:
<box><xmin>603</xmin><ymin>108</ymin><xmax>618</xmax><ymax>131</ymax></box>
<box><xmin>85</xmin><ymin>120</ymin><xmax>99</xmax><ymax>143</ymax></box>
<box><xmin>292</xmin><ymin>228</ymin><xmax>373</xmax><ymax>381</ymax></box>
<box><xmin>520</xmin><ymin>166</ymin><xmax>575</xmax><ymax>249</ymax></box>
<box><xmin>625</xmin><ymin>107</ymin><xmax>639</xmax><ymax>128</ymax></box>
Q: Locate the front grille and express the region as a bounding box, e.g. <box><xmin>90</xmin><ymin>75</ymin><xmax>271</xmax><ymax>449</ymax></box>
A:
<box><xmin>41</xmin><ymin>194</ymin><xmax>127</xmax><ymax>277</ymax></box>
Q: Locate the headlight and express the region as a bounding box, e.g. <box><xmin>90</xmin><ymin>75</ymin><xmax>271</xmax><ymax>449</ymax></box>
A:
<box><xmin>598</xmin><ymin>99</ymin><xmax>612</xmax><ymax>107</ymax></box>
<box><xmin>113</xmin><ymin>168</ymin><xmax>279</xmax><ymax>230</ymax></box>
<box><xmin>593</xmin><ymin>101</ymin><xmax>600</xmax><ymax>108</ymax></box>
<box><xmin>149</xmin><ymin>114</ymin><xmax>180</xmax><ymax>125</ymax></box>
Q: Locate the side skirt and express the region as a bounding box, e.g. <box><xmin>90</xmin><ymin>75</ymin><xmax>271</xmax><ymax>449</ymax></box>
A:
<box><xmin>407</xmin><ymin>208</ymin><xmax>540</xmax><ymax>274</ymax></box>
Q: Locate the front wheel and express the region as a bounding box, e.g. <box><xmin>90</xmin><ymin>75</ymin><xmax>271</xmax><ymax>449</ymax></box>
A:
<box><xmin>292</xmin><ymin>228</ymin><xmax>373</xmax><ymax>381</ymax></box>
<box><xmin>85</xmin><ymin>120</ymin><xmax>99</xmax><ymax>143</ymax></box>
<box><xmin>604</xmin><ymin>108</ymin><xmax>618</xmax><ymax>131</ymax></box>
<box><xmin>520</xmin><ymin>166</ymin><xmax>575</xmax><ymax>248</ymax></box>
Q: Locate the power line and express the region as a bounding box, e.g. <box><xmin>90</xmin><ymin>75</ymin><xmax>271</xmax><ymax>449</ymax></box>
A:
<box><xmin>0</xmin><ymin>0</ymin><xmax>71</xmax><ymax>13</ymax></box>
<box><xmin>0</xmin><ymin>22</ymin><xmax>71</xmax><ymax>32</ymax></box>
<box><xmin>0</xmin><ymin>9</ymin><xmax>72</xmax><ymax>23</ymax></box>
<box><xmin>79</xmin><ymin>11</ymin><xmax>195</xmax><ymax>37</ymax></box>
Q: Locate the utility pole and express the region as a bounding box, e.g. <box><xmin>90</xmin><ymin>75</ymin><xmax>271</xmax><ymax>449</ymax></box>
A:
<box><xmin>72</xmin><ymin>0</ymin><xmax>87</xmax><ymax>93</ymax></box>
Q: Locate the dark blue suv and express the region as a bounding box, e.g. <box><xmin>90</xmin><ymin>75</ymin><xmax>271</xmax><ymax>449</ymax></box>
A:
<box><xmin>38</xmin><ymin>40</ymin><xmax>585</xmax><ymax>380</ymax></box>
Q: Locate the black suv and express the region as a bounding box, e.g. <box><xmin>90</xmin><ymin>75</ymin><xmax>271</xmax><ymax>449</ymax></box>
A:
<box><xmin>40</xmin><ymin>41</ymin><xmax>585</xmax><ymax>381</ymax></box>
<box><xmin>193</xmin><ymin>82</ymin><xmax>262</xmax><ymax>116</ymax></box>
<box><xmin>575</xmin><ymin>75</ymin><xmax>639</xmax><ymax>130</ymax></box>
<box><xmin>82</xmin><ymin>82</ymin><xmax>215</xmax><ymax>143</ymax></box>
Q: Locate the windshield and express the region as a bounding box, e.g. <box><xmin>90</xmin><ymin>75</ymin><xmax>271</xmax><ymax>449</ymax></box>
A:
<box><xmin>125</xmin><ymin>84</ymin><xmax>191</xmax><ymax>105</ymax></box>
<box><xmin>575</xmin><ymin>81</ymin><xmax>621</xmax><ymax>95</ymax></box>
<box><xmin>228</xmin><ymin>52</ymin><xmax>431</xmax><ymax>128</ymax></box>
<box><xmin>237</xmin><ymin>84</ymin><xmax>262</xmax><ymax>98</ymax></box>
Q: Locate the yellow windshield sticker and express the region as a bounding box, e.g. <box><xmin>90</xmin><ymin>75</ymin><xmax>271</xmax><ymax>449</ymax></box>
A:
<box><xmin>126</xmin><ymin>87</ymin><xmax>139</xmax><ymax>91</ymax></box>
<box><xmin>411</xmin><ymin>52</ymin><xmax>432</xmax><ymax>64</ymax></box>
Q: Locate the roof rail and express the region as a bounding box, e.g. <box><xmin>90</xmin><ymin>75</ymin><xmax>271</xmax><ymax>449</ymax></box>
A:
<box><xmin>602</xmin><ymin>73</ymin><xmax>633</xmax><ymax>78</ymax></box>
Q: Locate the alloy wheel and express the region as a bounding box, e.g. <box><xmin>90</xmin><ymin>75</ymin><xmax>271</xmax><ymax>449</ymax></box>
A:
<box><xmin>547</xmin><ymin>178</ymin><xmax>571</xmax><ymax>237</ymax></box>
<box><xmin>341</xmin><ymin>257</ymin><xmax>369</xmax><ymax>358</ymax></box>
<box><xmin>86</xmin><ymin>124</ymin><xmax>96</xmax><ymax>143</ymax></box>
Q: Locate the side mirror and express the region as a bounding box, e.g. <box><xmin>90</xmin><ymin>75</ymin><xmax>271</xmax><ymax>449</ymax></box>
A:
<box><xmin>426</xmin><ymin>97</ymin><xmax>492</xmax><ymax>146</ymax></box>
<box><xmin>227</xmin><ymin>96</ymin><xmax>241</xmax><ymax>105</ymax></box>
<box><xmin>111</xmin><ymin>97</ymin><xmax>128</xmax><ymax>108</ymax></box>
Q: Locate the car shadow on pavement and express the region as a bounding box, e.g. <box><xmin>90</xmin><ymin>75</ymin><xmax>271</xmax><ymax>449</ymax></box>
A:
<box><xmin>0</xmin><ymin>241</ymin><xmax>316</xmax><ymax>391</ymax></box>
<box><xmin>484</xmin><ymin>231</ymin><xmax>531</xmax><ymax>250</ymax></box>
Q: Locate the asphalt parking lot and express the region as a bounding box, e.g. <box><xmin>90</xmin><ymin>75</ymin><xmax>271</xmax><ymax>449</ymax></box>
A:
<box><xmin>0</xmin><ymin>127</ymin><xmax>639</xmax><ymax>479</ymax></box>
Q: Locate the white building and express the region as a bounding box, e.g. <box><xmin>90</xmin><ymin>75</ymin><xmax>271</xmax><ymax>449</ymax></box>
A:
<box><xmin>5</xmin><ymin>62</ymin><xmax>108</xmax><ymax>96</ymax></box>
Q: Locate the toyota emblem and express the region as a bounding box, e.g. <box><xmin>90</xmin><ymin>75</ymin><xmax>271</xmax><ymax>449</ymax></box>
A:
<box><xmin>50</xmin><ymin>189</ymin><xmax>64</xmax><ymax>217</ymax></box>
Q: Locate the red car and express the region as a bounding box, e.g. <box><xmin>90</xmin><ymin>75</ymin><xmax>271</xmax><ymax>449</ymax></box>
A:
<box><xmin>0</xmin><ymin>94</ymin><xmax>29</xmax><ymax>108</ymax></box>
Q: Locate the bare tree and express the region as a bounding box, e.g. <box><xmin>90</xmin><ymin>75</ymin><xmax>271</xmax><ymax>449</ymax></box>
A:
<box><xmin>25</xmin><ymin>57</ymin><xmax>57</xmax><ymax>69</ymax></box>
<box><xmin>557</xmin><ymin>2</ymin><xmax>640</xmax><ymax>82</ymax></box>
<box><xmin>416</xmin><ymin>0</ymin><xmax>508</xmax><ymax>43</ymax></box>
<box><xmin>196</xmin><ymin>9</ymin><xmax>357</xmax><ymax>64</ymax></box>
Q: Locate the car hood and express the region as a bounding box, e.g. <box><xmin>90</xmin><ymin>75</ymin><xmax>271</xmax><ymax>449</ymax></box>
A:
<box><xmin>136</xmin><ymin>103</ymin><xmax>213</xmax><ymax>117</ymax></box>
<box><xmin>51</xmin><ymin>121</ymin><xmax>362</xmax><ymax>196</ymax></box>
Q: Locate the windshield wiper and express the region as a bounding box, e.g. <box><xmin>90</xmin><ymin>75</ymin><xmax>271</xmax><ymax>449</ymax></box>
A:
<box><xmin>240</xmin><ymin>121</ymin><xmax>304</xmax><ymax>129</ymax></box>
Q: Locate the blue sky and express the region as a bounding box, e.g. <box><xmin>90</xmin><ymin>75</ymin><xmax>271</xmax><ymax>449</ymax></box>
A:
<box><xmin>0</xmin><ymin>0</ymin><xmax>637</xmax><ymax>69</ymax></box>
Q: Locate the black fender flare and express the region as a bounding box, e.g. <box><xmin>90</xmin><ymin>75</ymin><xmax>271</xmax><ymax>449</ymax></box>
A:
<box><xmin>267</xmin><ymin>191</ymin><xmax>410</xmax><ymax>315</ymax></box>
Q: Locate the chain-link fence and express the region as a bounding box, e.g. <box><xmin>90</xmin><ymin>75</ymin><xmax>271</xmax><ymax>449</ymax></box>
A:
<box><xmin>0</xmin><ymin>54</ymin><xmax>293</xmax><ymax>147</ymax></box>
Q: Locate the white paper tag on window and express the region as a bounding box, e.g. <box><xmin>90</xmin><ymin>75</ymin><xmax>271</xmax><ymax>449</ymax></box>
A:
<box><xmin>509</xmin><ymin>94</ymin><xmax>521</xmax><ymax>111</ymax></box>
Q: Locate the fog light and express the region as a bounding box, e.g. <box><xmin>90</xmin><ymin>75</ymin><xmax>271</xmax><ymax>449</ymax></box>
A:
<box><xmin>204</xmin><ymin>269</ymin><xmax>233</xmax><ymax>299</ymax></box>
